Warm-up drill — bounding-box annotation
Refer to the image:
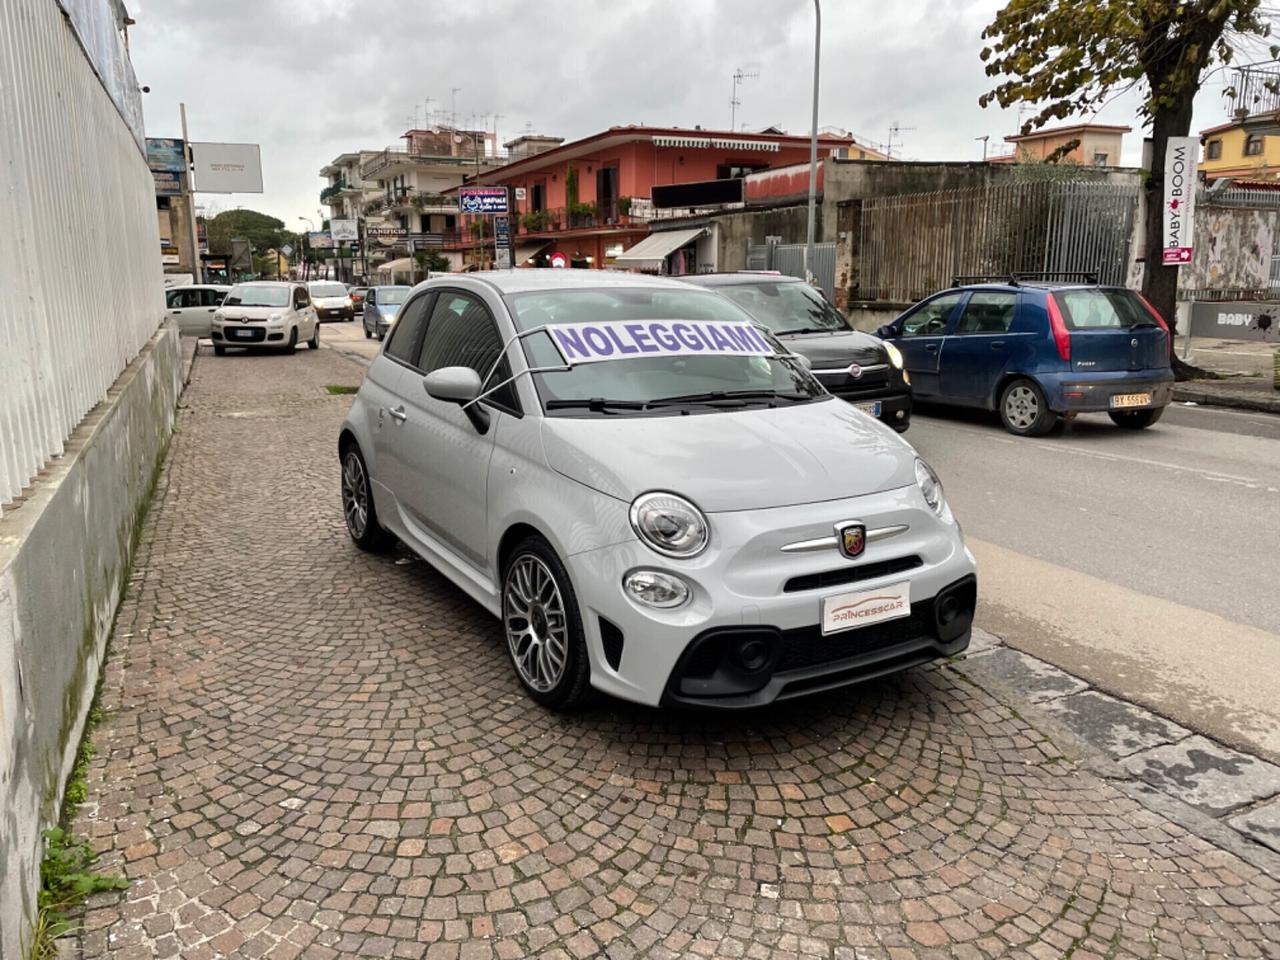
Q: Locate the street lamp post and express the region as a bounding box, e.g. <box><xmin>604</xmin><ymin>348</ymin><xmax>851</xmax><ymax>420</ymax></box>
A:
<box><xmin>298</xmin><ymin>217</ymin><xmax>314</xmax><ymax>281</ymax></box>
<box><xmin>804</xmin><ymin>0</ymin><xmax>821</xmax><ymax>286</ymax></box>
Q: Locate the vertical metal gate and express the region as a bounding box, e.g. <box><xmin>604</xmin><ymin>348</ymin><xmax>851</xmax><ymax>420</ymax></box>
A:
<box><xmin>744</xmin><ymin>239</ymin><xmax>837</xmax><ymax>298</ymax></box>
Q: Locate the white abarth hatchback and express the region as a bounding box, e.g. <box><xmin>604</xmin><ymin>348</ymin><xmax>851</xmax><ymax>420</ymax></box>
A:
<box><xmin>339</xmin><ymin>271</ymin><xmax>976</xmax><ymax>710</ymax></box>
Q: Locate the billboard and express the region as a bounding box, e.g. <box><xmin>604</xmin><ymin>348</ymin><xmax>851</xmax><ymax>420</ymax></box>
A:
<box><xmin>459</xmin><ymin>187</ymin><xmax>509</xmax><ymax>214</ymax></box>
<box><xmin>190</xmin><ymin>142</ymin><xmax>264</xmax><ymax>193</ymax></box>
<box><xmin>151</xmin><ymin>169</ymin><xmax>186</xmax><ymax>197</ymax></box>
<box><xmin>1161</xmin><ymin>136</ymin><xmax>1197</xmax><ymax>266</ymax></box>
<box><xmin>146</xmin><ymin>138</ymin><xmax>186</xmax><ymax>172</ymax></box>
<box><xmin>308</xmin><ymin>231</ymin><xmax>333</xmax><ymax>250</ymax></box>
<box><xmin>330</xmin><ymin>219</ymin><xmax>358</xmax><ymax>241</ymax></box>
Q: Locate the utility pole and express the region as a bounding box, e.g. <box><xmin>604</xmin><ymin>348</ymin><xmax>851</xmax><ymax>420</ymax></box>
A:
<box><xmin>179</xmin><ymin>102</ymin><xmax>203</xmax><ymax>283</ymax></box>
<box><xmin>804</xmin><ymin>0</ymin><xmax>821</xmax><ymax>285</ymax></box>
<box><xmin>975</xmin><ymin>135</ymin><xmax>990</xmax><ymax>160</ymax></box>
<box><xmin>730</xmin><ymin>68</ymin><xmax>758</xmax><ymax>132</ymax></box>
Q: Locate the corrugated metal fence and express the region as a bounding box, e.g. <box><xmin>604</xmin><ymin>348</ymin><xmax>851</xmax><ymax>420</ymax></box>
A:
<box><xmin>857</xmin><ymin>181</ymin><xmax>1140</xmax><ymax>303</ymax></box>
<box><xmin>744</xmin><ymin>239</ymin><xmax>838</xmax><ymax>298</ymax></box>
<box><xmin>0</xmin><ymin>0</ymin><xmax>163</xmax><ymax>514</ymax></box>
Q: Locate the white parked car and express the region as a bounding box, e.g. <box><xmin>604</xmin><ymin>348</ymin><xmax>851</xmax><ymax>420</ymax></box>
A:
<box><xmin>211</xmin><ymin>282</ymin><xmax>320</xmax><ymax>355</ymax></box>
<box><xmin>164</xmin><ymin>284</ymin><xmax>230</xmax><ymax>337</ymax></box>
<box><xmin>338</xmin><ymin>272</ymin><xmax>976</xmax><ymax>710</ymax></box>
<box><xmin>308</xmin><ymin>281</ymin><xmax>355</xmax><ymax>321</ymax></box>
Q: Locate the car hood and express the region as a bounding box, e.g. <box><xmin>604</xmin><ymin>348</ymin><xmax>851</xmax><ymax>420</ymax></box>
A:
<box><xmin>539</xmin><ymin>398</ymin><xmax>916</xmax><ymax>512</ymax></box>
<box><xmin>777</xmin><ymin>329</ymin><xmax>887</xmax><ymax>366</ymax></box>
<box><xmin>217</xmin><ymin>304</ymin><xmax>289</xmax><ymax>319</ymax></box>
<box><xmin>377</xmin><ymin>304</ymin><xmax>401</xmax><ymax>315</ymax></box>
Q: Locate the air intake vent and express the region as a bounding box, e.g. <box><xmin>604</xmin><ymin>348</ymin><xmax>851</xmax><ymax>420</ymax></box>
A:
<box><xmin>599</xmin><ymin>617</ymin><xmax>624</xmax><ymax>670</ymax></box>
<box><xmin>784</xmin><ymin>555</ymin><xmax>923</xmax><ymax>593</ymax></box>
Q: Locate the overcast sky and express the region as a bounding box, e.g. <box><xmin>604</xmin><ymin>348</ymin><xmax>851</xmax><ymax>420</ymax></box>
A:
<box><xmin>129</xmin><ymin>0</ymin><xmax>1245</xmax><ymax>228</ymax></box>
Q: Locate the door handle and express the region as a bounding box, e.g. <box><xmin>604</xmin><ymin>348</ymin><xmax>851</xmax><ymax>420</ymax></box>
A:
<box><xmin>990</xmin><ymin>340</ymin><xmax>1006</xmax><ymax>349</ymax></box>
<box><xmin>925</xmin><ymin>344</ymin><xmax>939</xmax><ymax>353</ymax></box>
<box><xmin>388</xmin><ymin>405</ymin><xmax>407</xmax><ymax>423</ymax></box>
<box><xmin>172</xmin><ymin>310</ymin><xmax>183</xmax><ymax>314</ymax></box>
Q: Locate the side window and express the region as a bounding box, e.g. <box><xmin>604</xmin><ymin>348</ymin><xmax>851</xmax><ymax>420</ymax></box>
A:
<box><xmin>293</xmin><ymin>288</ymin><xmax>310</xmax><ymax>308</ymax></box>
<box><xmin>201</xmin><ymin>288</ymin><xmax>225</xmax><ymax>307</ymax></box>
<box><xmin>384</xmin><ymin>293</ymin><xmax>432</xmax><ymax>366</ymax></box>
<box><xmin>955</xmin><ymin>292</ymin><xmax>1017</xmax><ymax>334</ymax></box>
<box><xmin>165</xmin><ymin>290</ymin><xmax>183</xmax><ymax>309</ymax></box>
<box><xmin>901</xmin><ymin>293</ymin><xmax>963</xmax><ymax>337</ymax></box>
<box><xmin>366</xmin><ymin>288</ymin><xmax>376</xmax><ymax>305</ymax></box>
<box><xmin>418</xmin><ymin>292</ymin><xmax>518</xmax><ymax>412</ymax></box>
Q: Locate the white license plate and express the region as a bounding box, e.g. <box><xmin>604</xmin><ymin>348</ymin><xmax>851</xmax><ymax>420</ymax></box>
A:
<box><xmin>854</xmin><ymin>401</ymin><xmax>882</xmax><ymax>417</ymax></box>
<box><xmin>1110</xmin><ymin>392</ymin><xmax>1151</xmax><ymax>409</ymax></box>
<box><xmin>228</xmin><ymin>328</ymin><xmax>254</xmax><ymax>338</ymax></box>
<box><xmin>821</xmin><ymin>581</ymin><xmax>911</xmax><ymax>636</ymax></box>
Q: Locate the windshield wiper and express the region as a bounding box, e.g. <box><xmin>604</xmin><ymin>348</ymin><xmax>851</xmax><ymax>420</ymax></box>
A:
<box><xmin>545</xmin><ymin>397</ymin><xmax>647</xmax><ymax>413</ymax></box>
<box><xmin>778</xmin><ymin>326</ymin><xmax>839</xmax><ymax>335</ymax></box>
<box><xmin>646</xmin><ymin>389</ymin><xmax>812</xmax><ymax>408</ymax></box>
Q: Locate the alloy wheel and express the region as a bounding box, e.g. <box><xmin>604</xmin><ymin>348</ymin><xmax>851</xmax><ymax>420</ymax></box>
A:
<box><xmin>1004</xmin><ymin>385</ymin><xmax>1039</xmax><ymax>431</ymax></box>
<box><xmin>341</xmin><ymin>451</ymin><xmax>368</xmax><ymax>539</ymax></box>
<box><xmin>504</xmin><ymin>555</ymin><xmax>568</xmax><ymax>693</ymax></box>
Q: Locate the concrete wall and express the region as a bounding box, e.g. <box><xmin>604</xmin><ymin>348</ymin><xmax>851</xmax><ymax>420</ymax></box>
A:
<box><xmin>706</xmin><ymin>205</ymin><xmax>817</xmax><ymax>271</ymax></box>
<box><xmin>0</xmin><ymin>324</ymin><xmax>182</xmax><ymax>958</ymax></box>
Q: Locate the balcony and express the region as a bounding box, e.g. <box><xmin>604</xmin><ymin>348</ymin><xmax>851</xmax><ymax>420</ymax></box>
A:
<box><xmin>360</xmin><ymin>145</ymin><xmax>501</xmax><ymax>182</ymax></box>
<box><xmin>1230</xmin><ymin>65</ymin><xmax>1280</xmax><ymax>120</ymax></box>
<box><xmin>513</xmin><ymin>203</ymin><xmax>652</xmax><ymax>236</ymax></box>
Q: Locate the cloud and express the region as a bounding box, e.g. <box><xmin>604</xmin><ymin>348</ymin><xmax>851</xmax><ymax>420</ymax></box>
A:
<box><xmin>127</xmin><ymin>0</ymin><xmax>1228</xmax><ymax>224</ymax></box>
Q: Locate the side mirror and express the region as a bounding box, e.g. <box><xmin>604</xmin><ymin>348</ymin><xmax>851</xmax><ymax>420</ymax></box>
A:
<box><xmin>875</xmin><ymin>324</ymin><xmax>894</xmax><ymax>339</ymax></box>
<box><xmin>423</xmin><ymin>366</ymin><xmax>490</xmax><ymax>433</ymax></box>
<box><xmin>794</xmin><ymin>352</ymin><xmax>813</xmax><ymax>370</ymax></box>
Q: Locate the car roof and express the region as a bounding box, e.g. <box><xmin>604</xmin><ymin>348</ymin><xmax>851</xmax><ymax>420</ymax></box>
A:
<box><xmin>454</xmin><ymin>269</ymin><xmax>702</xmax><ymax>296</ymax></box>
<box><xmin>168</xmin><ymin>283</ymin><xmax>230</xmax><ymax>290</ymax></box>
<box><xmin>680</xmin><ymin>272</ymin><xmax>801</xmax><ymax>287</ymax></box>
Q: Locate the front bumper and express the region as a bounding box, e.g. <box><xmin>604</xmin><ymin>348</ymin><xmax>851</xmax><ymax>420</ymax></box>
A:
<box><xmin>318</xmin><ymin>307</ymin><xmax>353</xmax><ymax>321</ymax></box>
<box><xmin>211</xmin><ymin>323</ymin><xmax>289</xmax><ymax>346</ymax></box>
<box><xmin>563</xmin><ymin>485</ymin><xmax>976</xmax><ymax>708</ymax></box>
<box><xmin>1041</xmin><ymin>369</ymin><xmax>1174</xmax><ymax>413</ymax></box>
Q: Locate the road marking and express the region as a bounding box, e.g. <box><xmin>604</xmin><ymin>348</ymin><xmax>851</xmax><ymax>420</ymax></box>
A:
<box><xmin>919</xmin><ymin>419</ymin><xmax>1263</xmax><ymax>487</ymax></box>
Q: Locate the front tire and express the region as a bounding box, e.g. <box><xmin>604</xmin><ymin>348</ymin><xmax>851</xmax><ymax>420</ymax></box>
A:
<box><xmin>999</xmin><ymin>378</ymin><xmax>1056</xmax><ymax>437</ymax></box>
<box><xmin>286</xmin><ymin>327</ymin><xmax>298</xmax><ymax>352</ymax></box>
<box><xmin>1109</xmin><ymin>406</ymin><xmax>1164</xmax><ymax>430</ymax></box>
<box><xmin>503</xmin><ymin>537</ymin><xmax>591</xmax><ymax>710</ymax></box>
<box><xmin>308</xmin><ymin>323</ymin><xmax>320</xmax><ymax>350</ymax></box>
<box><xmin>341</xmin><ymin>445</ymin><xmax>394</xmax><ymax>552</ymax></box>
<box><xmin>364</xmin><ymin>326</ymin><xmax>372</xmax><ymax>339</ymax></box>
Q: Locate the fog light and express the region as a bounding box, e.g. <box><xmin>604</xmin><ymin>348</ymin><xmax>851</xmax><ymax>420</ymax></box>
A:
<box><xmin>736</xmin><ymin>638</ymin><xmax>770</xmax><ymax>672</ymax></box>
<box><xmin>623</xmin><ymin>570</ymin><xmax>690</xmax><ymax>609</ymax></box>
<box><xmin>895</xmin><ymin>409</ymin><xmax>905</xmax><ymax>419</ymax></box>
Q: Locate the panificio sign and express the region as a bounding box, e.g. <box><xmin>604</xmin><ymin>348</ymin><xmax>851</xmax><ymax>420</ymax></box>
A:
<box><xmin>190</xmin><ymin>142</ymin><xmax>264</xmax><ymax>193</ymax></box>
<box><xmin>1162</xmin><ymin>136</ymin><xmax>1197</xmax><ymax>266</ymax></box>
<box><xmin>458</xmin><ymin>187</ymin><xmax>509</xmax><ymax>214</ymax></box>
<box><xmin>546</xmin><ymin>320</ymin><xmax>774</xmax><ymax>365</ymax></box>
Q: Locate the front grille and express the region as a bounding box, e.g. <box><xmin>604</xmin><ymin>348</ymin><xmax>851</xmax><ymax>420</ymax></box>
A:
<box><xmin>819</xmin><ymin>371</ymin><xmax>892</xmax><ymax>398</ymax></box>
<box><xmin>222</xmin><ymin>326</ymin><xmax>266</xmax><ymax>343</ymax></box>
<box><xmin>777</xmin><ymin>606</ymin><xmax>932</xmax><ymax>672</ymax></box>
<box><xmin>784</xmin><ymin>555</ymin><xmax>922</xmax><ymax>593</ymax></box>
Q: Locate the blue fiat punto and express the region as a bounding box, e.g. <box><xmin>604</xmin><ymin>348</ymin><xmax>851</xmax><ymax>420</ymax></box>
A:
<box><xmin>876</xmin><ymin>274</ymin><xmax>1174</xmax><ymax>436</ymax></box>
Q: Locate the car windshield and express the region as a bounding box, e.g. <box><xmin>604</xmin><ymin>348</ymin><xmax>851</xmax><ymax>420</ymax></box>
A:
<box><xmin>223</xmin><ymin>284</ymin><xmax>290</xmax><ymax>307</ymax></box>
<box><xmin>310</xmin><ymin>284</ymin><xmax>347</xmax><ymax>298</ymax></box>
<box><xmin>1053</xmin><ymin>289</ymin><xmax>1153</xmax><ymax>330</ymax></box>
<box><xmin>716</xmin><ymin>281</ymin><xmax>850</xmax><ymax>334</ymax></box>
<box><xmin>506</xmin><ymin>287</ymin><xmax>824</xmax><ymax>414</ymax></box>
<box><xmin>377</xmin><ymin>286</ymin><xmax>411</xmax><ymax>305</ymax></box>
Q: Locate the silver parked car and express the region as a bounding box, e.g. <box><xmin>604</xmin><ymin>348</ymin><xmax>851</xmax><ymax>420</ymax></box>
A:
<box><xmin>164</xmin><ymin>284</ymin><xmax>230</xmax><ymax>337</ymax></box>
<box><xmin>338</xmin><ymin>271</ymin><xmax>976</xmax><ymax>710</ymax></box>
<box><xmin>362</xmin><ymin>285</ymin><xmax>412</xmax><ymax>341</ymax></box>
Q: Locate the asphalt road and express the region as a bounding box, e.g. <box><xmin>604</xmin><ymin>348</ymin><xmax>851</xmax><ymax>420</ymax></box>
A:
<box><xmin>320</xmin><ymin>318</ymin><xmax>1280</xmax><ymax>760</ymax></box>
<box><xmin>907</xmin><ymin>401</ymin><xmax>1280</xmax><ymax>762</ymax></box>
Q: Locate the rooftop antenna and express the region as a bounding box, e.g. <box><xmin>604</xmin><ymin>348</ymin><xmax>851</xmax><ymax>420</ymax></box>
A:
<box><xmin>730</xmin><ymin>67</ymin><xmax>759</xmax><ymax>132</ymax></box>
<box><xmin>423</xmin><ymin>97</ymin><xmax>434</xmax><ymax>128</ymax></box>
<box><xmin>492</xmin><ymin>112</ymin><xmax>505</xmax><ymax>156</ymax></box>
<box><xmin>885</xmin><ymin>121</ymin><xmax>916</xmax><ymax>158</ymax></box>
<box><xmin>975</xmin><ymin>134</ymin><xmax>990</xmax><ymax>160</ymax></box>
<box><xmin>451</xmin><ymin>87</ymin><xmax>461</xmax><ymax>129</ymax></box>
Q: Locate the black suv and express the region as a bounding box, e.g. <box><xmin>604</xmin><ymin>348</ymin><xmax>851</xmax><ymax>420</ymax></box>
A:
<box><xmin>681</xmin><ymin>273</ymin><xmax>913</xmax><ymax>432</ymax></box>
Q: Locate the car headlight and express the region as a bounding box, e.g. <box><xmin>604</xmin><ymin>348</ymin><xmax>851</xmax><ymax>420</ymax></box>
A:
<box><xmin>884</xmin><ymin>342</ymin><xmax>904</xmax><ymax>370</ymax></box>
<box><xmin>212</xmin><ymin>312</ymin><xmax>223</xmax><ymax>322</ymax></box>
<box><xmin>623</xmin><ymin>569</ymin><xmax>691</xmax><ymax>608</ymax></box>
<box><xmin>268</xmin><ymin>313</ymin><xmax>284</xmax><ymax>322</ymax></box>
<box><xmin>915</xmin><ymin>459</ymin><xmax>950</xmax><ymax>519</ymax></box>
<box><xmin>629</xmin><ymin>492</ymin><xmax>709</xmax><ymax>558</ymax></box>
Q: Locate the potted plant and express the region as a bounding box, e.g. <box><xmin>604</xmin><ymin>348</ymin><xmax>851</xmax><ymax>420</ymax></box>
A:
<box><xmin>617</xmin><ymin>196</ymin><xmax>632</xmax><ymax>217</ymax></box>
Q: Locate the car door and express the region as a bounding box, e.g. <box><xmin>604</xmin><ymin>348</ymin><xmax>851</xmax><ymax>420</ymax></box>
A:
<box><xmin>194</xmin><ymin>287</ymin><xmax>224</xmax><ymax>336</ymax></box>
<box><xmin>392</xmin><ymin>288</ymin><xmax>517</xmax><ymax>571</ymax></box>
<box><xmin>889</xmin><ymin>292</ymin><xmax>965</xmax><ymax>397</ymax></box>
<box><xmin>938</xmin><ymin>290</ymin><xmax>1019</xmax><ymax>406</ymax></box>
<box><xmin>165</xmin><ymin>288</ymin><xmax>203</xmax><ymax>336</ymax></box>
<box><xmin>292</xmin><ymin>286</ymin><xmax>316</xmax><ymax>336</ymax></box>
<box><xmin>363</xmin><ymin>287</ymin><xmax>376</xmax><ymax>332</ymax></box>
<box><xmin>365</xmin><ymin>292</ymin><xmax>434</xmax><ymax>524</ymax></box>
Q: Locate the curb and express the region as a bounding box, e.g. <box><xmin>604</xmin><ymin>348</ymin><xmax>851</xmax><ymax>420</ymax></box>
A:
<box><xmin>1173</xmin><ymin>385</ymin><xmax>1280</xmax><ymax>414</ymax></box>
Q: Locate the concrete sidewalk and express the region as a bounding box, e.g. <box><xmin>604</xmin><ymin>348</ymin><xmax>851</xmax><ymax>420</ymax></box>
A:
<box><xmin>69</xmin><ymin>344</ymin><xmax>1280</xmax><ymax>958</ymax></box>
<box><xmin>1173</xmin><ymin>336</ymin><xmax>1280</xmax><ymax>414</ymax></box>
<box><xmin>1174</xmin><ymin>377</ymin><xmax>1280</xmax><ymax>414</ymax></box>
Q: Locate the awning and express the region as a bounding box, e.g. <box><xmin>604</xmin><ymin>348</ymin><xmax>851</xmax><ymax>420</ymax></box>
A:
<box><xmin>375</xmin><ymin>257</ymin><xmax>415</xmax><ymax>277</ymax></box>
<box><xmin>614</xmin><ymin>228</ymin><xmax>705</xmax><ymax>265</ymax></box>
<box><xmin>515</xmin><ymin>240</ymin><xmax>552</xmax><ymax>265</ymax></box>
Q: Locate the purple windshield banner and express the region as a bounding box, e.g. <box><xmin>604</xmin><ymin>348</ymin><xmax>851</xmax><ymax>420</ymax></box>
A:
<box><xmin>546</xmin><ymin>320</ymin><xmax>774</xmax><ymax>365</ymax></box>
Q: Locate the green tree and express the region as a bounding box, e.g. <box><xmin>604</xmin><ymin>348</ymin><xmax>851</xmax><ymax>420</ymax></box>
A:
<box><xmin>414</xmin><ymin>249</ymin><xmax>451</xmax><ymax>273</ymax></box>
<box><xmin>205</xmin><ymin>209</ymin><xmax>290</xmax><ymax>257</ymax></box>
<box><xmin>979</xmin><ymin>0</ymin><xmax>1274</xmax><ymax>377</ymax></box>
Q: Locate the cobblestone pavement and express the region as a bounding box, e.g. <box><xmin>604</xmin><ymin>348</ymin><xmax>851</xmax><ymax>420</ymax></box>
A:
<box><xmin>73</xmin><ymin>344</ymin><xmax>1280</xmax><ymax>959</ymax></box>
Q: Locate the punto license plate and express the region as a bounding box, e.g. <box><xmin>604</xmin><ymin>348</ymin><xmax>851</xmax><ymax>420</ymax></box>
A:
<box><xmin>854</xmin><ymin>401</ymin><xmax>883</xmax><ymax>417</ymax></box>
<box><xmin>1110</xmin><ymin>392</ymin><xmax>1152</xmax><ymax>409</ymax></box>
<box><xmin>821</xmin><ymin>581</ymin><xmax>911</xmax><ymax>636</ymax></box>
<box><xmin>228</xmin><ymin>328</ymin><xmax>253</xmax><ymax>339</ymax></box>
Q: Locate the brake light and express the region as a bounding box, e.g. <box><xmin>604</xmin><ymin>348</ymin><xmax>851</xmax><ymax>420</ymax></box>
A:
<box><xmin>1046</xmin><ymin>293</ymin><xmax>1071</xmax><ymax>362</ymax></box>
<box><xmin>1135</xmin><ymin>292</ymin><xmax>1171</xmax><ymax>335</ymax></box>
